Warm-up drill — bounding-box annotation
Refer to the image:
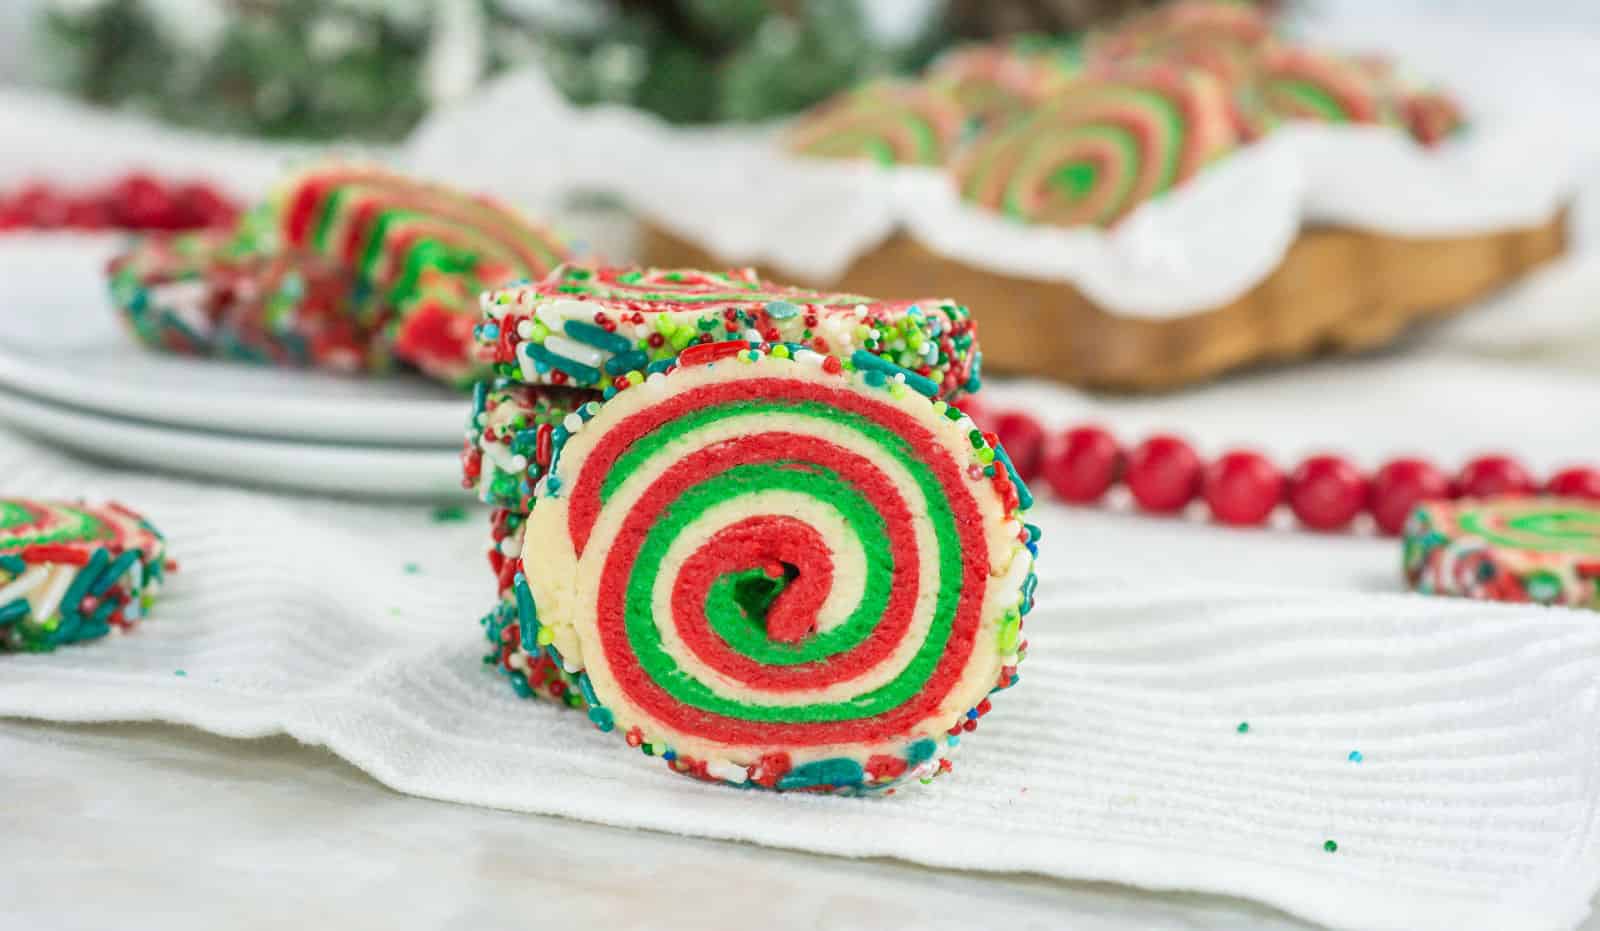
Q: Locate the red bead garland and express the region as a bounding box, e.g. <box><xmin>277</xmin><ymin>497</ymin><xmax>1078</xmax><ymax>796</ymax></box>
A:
<box><xmin>0</xmin><ymin>173</ymin><xmax>239</xmax><ymax>233</ymax></box>
<box><xmin>965</xmin><ymin>406</ymin><xmax>1597</xmax><ymax>536</ymax></box>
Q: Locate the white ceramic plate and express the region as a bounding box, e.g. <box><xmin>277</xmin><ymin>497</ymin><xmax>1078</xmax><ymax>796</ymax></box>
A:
<box><xmin>0</xmin><ymin>388</ymin><xmax>464</xmax><ymax>500</ymax></box>
<box><xmin>0</xmin><ymin>235</ymin><xmax>467</xmax><ymax>447</ymax></box>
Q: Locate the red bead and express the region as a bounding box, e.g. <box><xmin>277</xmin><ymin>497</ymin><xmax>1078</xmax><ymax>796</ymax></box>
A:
<box><xmin>1126</xmin><ymin>435</ymin><xmax>1202</xmax><ymax>514</ymax></box>
<box><xmin>11</xmin><ymin>182</ymin><xmax>69</xmax><ymax>228</ymax></box>
<box><xmin>63</xmin><ymin>196</ymin><xmax>112</xmax><ymax>230</ymax></box>
<box><xmin>172</xmin><ymin>182</ymin><xmax>237</xmax><ymax>229</ymax></box>
<box><xmin>1041</xmin><ymin>425</ymin><xmax>1121</xmax><ymax>504</ymax></box>
<box><xmin>1287</xmin><ymin>455</ymin><xmax>1369</xmax><ymax>532</ymax></box>
<box><xmin>991</xmin><ymin>411</ymin><xmax>1046</xmax><ymax>482</ymax></box>
<box><xmin>1202</xmin><ymin>450</ymin><xmax>1283</xmax><ymax>527</ymax></box>
<box><xmin>109</xmin><ymin>173</ymin><xmax>175</xmax><ymax>229</ymax></box>
<box><xmin>1370</xmin><ymin>457</ymin><xmax>1449</xmax><ymax>536</ymax></box>
<box><xmin>1455</xmin><ymin>454</ymin><xmax>1535</xmax><ymax>499</ymax></box>
<box><xmin>1547</xmin><ymin>466</ymin><xmax>1600</xmax><ymax>500</ymax></box>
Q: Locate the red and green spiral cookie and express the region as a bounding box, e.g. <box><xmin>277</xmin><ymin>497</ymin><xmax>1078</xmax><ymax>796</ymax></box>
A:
<box><xmin>476</xmin><ymin>264</ymin><xmax>981</xmax><ymax>402</ymax></box>
<box><xmin>0</xmin><ymin>499</ymin><xmax>172</xmax><ymax>653</ymax></box>
<box><xmin>108</xmin><ymin>231</ymin><xmax>376</xmax><ymax>371</ymax></box>
<box><xmin>1404</xmin><ymin>498</ymin><xmax>1600</xmax><ymax>610</ymax></box>
<box><xmin>956</xmin><ymin>67</ymin><xmax>1237</xmax><ymax>227</ymax></box>
<box><xmin>505</xmin><ymin>343</ymin><xmax>1038</xmax><ymax>793</ymax></box>
<box><xmin>784</xmin><ymin>80</ymin><xmax>969</xmax><ymax>167</ymax></box>
<box><xmin>273</xmin><ymin>164</ymin><xmax>570</xmax><ymax>383</ymax></box>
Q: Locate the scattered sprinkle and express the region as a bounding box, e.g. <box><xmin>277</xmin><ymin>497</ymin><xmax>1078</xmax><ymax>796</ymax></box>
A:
<box><xmin>174</xmin><ymin>669</ymin><xmax>186</xmax><ymax>677</ymax></box>
<box><xmin>431</xmin><ymin>505</ymin><xmax>469</xmax><ymax>523</ymax></box>
<box><xmin>1348</xmin><ymin>750</ymin><xmax>1363</xmax><ymax>763</ymax></box>
<box><xmin>403</xmin><ymin>562</ymin><xmax>421</xmax><ymax>574</ymax></box>
<box><xmin>1324</xmin><ymin>840</ymin><xmax>1338</xmax><ymax>853</ymax></box>
<box><xmin>1236</xmin><ymin>722</ymin><xmax>1249</xmax><ymax>734</ymax></box>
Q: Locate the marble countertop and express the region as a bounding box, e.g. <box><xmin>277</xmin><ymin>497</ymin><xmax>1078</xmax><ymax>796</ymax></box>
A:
<box><xmin>7</xmin><ymin>719</ymin><xmax>1594</xmax><ymax>930</ymax></box>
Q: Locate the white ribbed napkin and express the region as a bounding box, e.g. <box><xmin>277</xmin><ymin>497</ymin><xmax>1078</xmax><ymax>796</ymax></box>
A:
<box><xmin>2</xmin><ymin>428</ymin><xmax>1598</xmax><ymax>931</ymax></box>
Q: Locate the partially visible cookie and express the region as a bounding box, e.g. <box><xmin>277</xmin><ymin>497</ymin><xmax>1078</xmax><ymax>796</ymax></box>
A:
<box><xmin>1405</xmin><ymin>498</ymin><xmax>1600</xmax><ymax>609</ymax></box>
<box><xmin>0</xmin><ymin>499</ymin><xmax>172</xmax><ymax>652</ymax></box>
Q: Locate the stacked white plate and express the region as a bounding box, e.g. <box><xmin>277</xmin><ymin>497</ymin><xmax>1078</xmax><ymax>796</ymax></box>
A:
<box><xmin>0</xmin><ymin>234</ymin><xmax>469</xmax><ymax>499</ymax></box>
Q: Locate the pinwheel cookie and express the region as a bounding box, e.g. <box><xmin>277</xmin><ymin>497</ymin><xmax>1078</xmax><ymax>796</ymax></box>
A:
<box><xmin>783</xmin><ymin>81</ymin><xmax>969</xmax><ymax>167</ymax></box>
<box><xmin>470</xmin><ymin>265</ymin><xmax>1036</xmax><ymax>793</ymax></box>
<box><xmin>955</xmin><ymin>67</ymin><xmax>1238</xmax><ymax>227</ymax></box>
<box><xmin>110</xmin><ymin>163</ymin><xmax>570</xmax><ymax>386</ymax></box>
<box><xmin>1405</xmin><ymin>499</ymin><xmax>1600</xmax><ymax>610</ymax></box>
<box><xmin>0</xmin><ymin>499</ymin><xmax>172</xmax><ymax>653</ymax></box>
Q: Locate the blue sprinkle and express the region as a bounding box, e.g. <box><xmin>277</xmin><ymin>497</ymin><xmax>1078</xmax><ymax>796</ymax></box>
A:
<box><xmin>850</xmin><ymin>349</ymin><xmax>940</xmax><ymax>398</ymax></box>
<box><xmin>992</xmin><ymin>443</ymin><xmax>1035</xmax><ymax>510</ymax></box>
<box><xmin>906</xmin><ymin>738</ymin><xmax>937</xmax><ymax>766</ymax></box>
<box><xmin>0</xmin><ymin>555</ymin><xmax>25</xmax><ymax>575</ymax></box>
<box><xmin>862</xmin><ymin>370</ymin><xmax>886</xmax><ymax>387</ymax></box>
<box><xmin>662</xmin><ymin>750</ymin><xmax>677</xmax><ymax>762</ymax></box>
<box><xmin>89</xmin><ymin>550</ymin><xmax>141</xmax><ymax>598</ymax></box>
<box><xmin>174</xmin><ymin>669</ymin><xmax>187</xmax><ymax>677</ymax></box>
<box><xmin>1348</xmin><ymin>750</ymin><xmax>1363</xmax><ymax>763</ymax></box>
<box><xmin>522</xmin><ymin>340</ymin><xmax>600</xmax><ymax>384</ymax></box>
<box><xmin>515</xmin><ymin>579</ymin><xmax>540</xmax><ymax>651</ymax></box>
<box><xmin>564</xmin><ymin>319</ymin><xmax>633</xmax><ymax>354</ymax></box>
<box><xmin>647</xmin><ymin>358</ymin><xmax>675</xmax><ymax>375</ymax></box>
<box><xmin>511</xmin><ymin>429</ymin><xmax>541</xmax><ymax>456</ymax></box>
<box><xmin>483</xmin><ymin>323</ymin><xmax>500</xmax><ymax>340</ymax></box>
<box><xmin>0</xmin><ymin>599</ymin><xmax>29</xmax><ymax>626</ymax></box>
<box><xmin>57</xmin><ymin>548</ymin><xmax>109</xmax><ymax>621</ymax></box>
<box><xmin>765</xmin><ymin>300</ymin><xmax>801</xmax><ymax>320</ymax></box>
<box><xmin>588</xmin><ymin>706</ymin><xmax>615</xmax><ymax>732</ymax></box>
<box><xmin>546</xmin><ymin>476</ymin><xmax>562</xmax><ymax>493</ymax></box>
<box><xmin>604</xmin><ymin>349</ymin><xmax>649</xmax><ymax>375</ymax></box>
<box><xmin>776</xmin><ymin>757</ymin><xmax>864</xmax><ymax>791</ymax></box>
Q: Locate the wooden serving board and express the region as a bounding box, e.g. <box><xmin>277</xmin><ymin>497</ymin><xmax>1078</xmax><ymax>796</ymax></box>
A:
<box><xmin>641</xmin><ymin>213</ymin><xmax>1566</xmax><ymax>391</ymax></box>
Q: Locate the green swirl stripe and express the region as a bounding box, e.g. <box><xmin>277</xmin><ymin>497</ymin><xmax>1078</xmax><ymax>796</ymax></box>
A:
<box><xmin>1457</xmin><ymin>508</ymin><xmax>1600</xmax><ymax>556</ymax></box>
<box><xmin>1271</xmin><ymin>80</ymin><xmax>1350</xmax><ymax>122</ymax></box>
<box><xmin>0</xmin><ymin>502</ymin><xmax>108</xmax><ymax>550</ymax></box>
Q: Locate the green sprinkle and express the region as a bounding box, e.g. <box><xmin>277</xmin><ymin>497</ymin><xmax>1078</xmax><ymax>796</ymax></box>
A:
<box><xmin>1237</xmin><ymin>722</ymin><xmax>1249</xmax><ymax>734</ymax></box>
<box><xmin>404</xmin><ymin>563</ymin><xmax>421</xmax><ymax>575</ymax></box>
<box><xmin>1324</xmin><ymin>840</ymin><xmax>1338</xmax><ymax>853</ymax></box>
<box><xmin>174</xmin><ymin>669</ymin><xmax>186</xmax><ymax>677</ymax></box>
<box><xmin>431</xmin><ymin>505</ymin><xmax>468</xmax><ymax>523</ymax></box>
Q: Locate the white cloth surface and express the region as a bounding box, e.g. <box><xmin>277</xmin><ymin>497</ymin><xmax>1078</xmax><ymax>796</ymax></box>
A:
<box><xmin>3</xmin><ymin>349</ymin><xmax>1600</xmax><ymax>931</ymax></box>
